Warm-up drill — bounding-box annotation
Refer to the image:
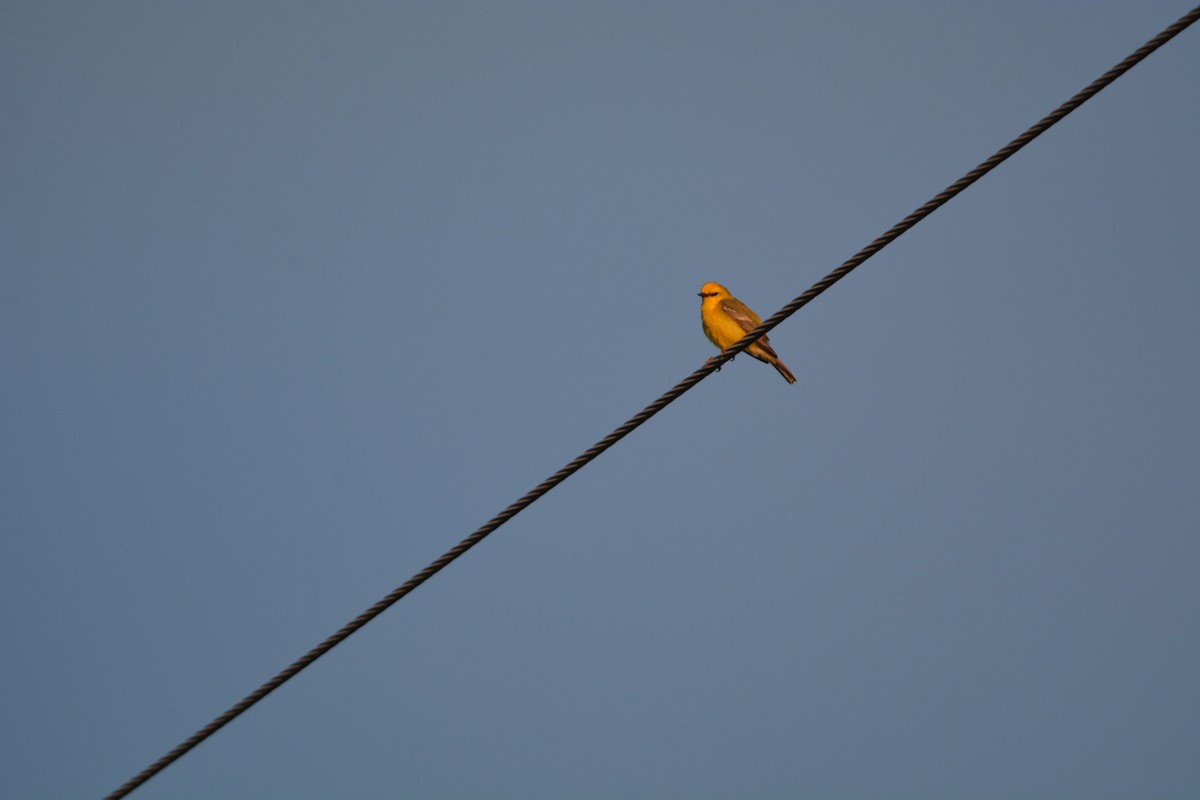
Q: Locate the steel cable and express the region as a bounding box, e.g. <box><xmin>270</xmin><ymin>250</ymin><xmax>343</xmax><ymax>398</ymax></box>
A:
<box><xmin>105</xmin><ymin>6</ymin><xmax>1200</xmax><ymax>798</ymax></box>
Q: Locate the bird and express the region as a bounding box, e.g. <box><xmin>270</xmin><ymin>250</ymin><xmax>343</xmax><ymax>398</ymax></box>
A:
<box><xmin>698</xmin><ymin>282</ymin><xmax>796</xmax><ymax>384</ymax></box>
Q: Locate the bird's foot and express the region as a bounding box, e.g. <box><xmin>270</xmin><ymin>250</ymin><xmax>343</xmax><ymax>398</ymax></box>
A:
<box><xmin>705</xmin><ymin>355</ymin><xmax>729</xmax><ymax>372</ymax></box>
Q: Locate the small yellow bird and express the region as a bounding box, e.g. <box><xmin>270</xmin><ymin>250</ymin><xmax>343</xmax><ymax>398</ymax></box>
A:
<box><xmin>698</xmin><ymin>282</ymin><xmax>796</xmax><ymax>384</ymax></box>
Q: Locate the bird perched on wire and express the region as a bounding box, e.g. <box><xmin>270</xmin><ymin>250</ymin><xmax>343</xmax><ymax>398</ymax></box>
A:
<box><xmin>698</xmin><ymin>282</ymin><xmax>796</xmax><ymax>384</ymax></box>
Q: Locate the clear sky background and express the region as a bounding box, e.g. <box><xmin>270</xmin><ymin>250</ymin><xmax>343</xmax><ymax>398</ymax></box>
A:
<box><xmin>3</xmin><ymin>2</ymin><xmax>1199</xmax><ymax>798</ymax></box>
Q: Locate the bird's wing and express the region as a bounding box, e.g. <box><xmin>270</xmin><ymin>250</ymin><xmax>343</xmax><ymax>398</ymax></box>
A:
<box><xmin>719</xmin><ymin>298</ymin><xmax>763</xmax><ymax>334</ymax></box>
<box><xmin>720</xmin><ymin>297</ymin><xmax>779</xmax><ymax>355</ymax></box>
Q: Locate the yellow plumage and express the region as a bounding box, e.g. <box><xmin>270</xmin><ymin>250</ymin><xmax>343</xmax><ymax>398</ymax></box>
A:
<box><xmin>698</xmin><ymin>282</ymin><xmax>796</xmax><ymax>384</ymax></box>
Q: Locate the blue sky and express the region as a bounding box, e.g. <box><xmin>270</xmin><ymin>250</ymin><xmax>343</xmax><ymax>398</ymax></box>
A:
<box><xmin>3</xmin><ymin>2</ymin><xmax>1199</xmax><ymax>798</ymax></box>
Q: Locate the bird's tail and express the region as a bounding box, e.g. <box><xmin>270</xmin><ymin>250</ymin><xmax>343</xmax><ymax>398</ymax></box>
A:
<box><xmin>773</xmin><ymin>360</ymin><xmax>797</xmax><ymax>385</ymax></box>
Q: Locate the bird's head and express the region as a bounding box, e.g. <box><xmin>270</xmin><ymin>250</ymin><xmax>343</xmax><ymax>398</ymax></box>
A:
<box><xmin>698</xmin><ymin>282</ymin><xmax>729</xmax><ymax>299</ymax></box>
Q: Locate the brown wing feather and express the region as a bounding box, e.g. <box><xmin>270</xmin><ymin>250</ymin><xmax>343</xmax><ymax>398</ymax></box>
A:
<box><xmin>719</xmin><ymin>298</ymin><xmax>778</xmax><ymax>356</ymax></box>
<box><xmin>718</xmin><ymin>299</ymin><xmax>758</xmax><ymax>333</ymax></box>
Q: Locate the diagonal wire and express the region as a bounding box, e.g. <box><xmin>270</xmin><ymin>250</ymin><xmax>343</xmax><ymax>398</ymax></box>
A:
<box><xmin>105</xmin><ymin>6</ymin><xmax>1200</xmax><ymax>798</ymax></box>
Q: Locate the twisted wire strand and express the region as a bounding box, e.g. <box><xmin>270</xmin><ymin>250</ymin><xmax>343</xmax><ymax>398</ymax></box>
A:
<box><xmin>105</xmin><ymin>6</ymin><xmax>1200</xmax><ymax>798</ymax></box>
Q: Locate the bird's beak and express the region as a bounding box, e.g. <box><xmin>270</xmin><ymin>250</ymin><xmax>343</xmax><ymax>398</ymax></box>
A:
<box><xmin>697</xmin><ymin>292</ymin><xmax>704</xmax><ymax>297</ymax></box>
